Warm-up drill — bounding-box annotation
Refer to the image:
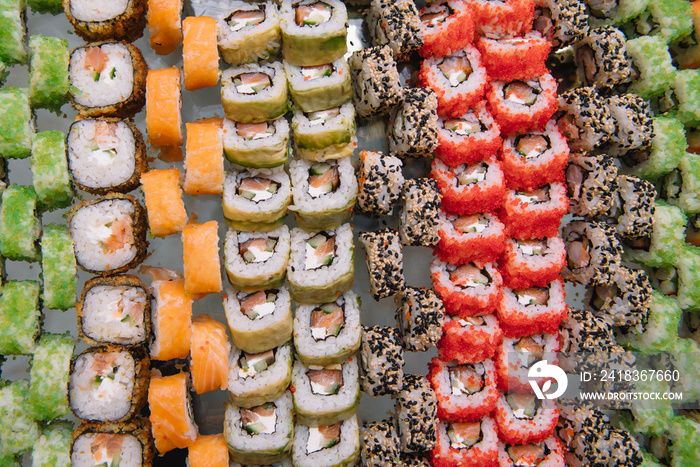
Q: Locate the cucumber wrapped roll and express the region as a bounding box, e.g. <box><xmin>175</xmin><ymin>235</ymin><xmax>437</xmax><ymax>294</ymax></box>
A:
<box><xmin>285</xmin><ymin>58</ymin><xmax>352</xmax><ymax>113</ymax></box>
<box><xmin>292</xmin><ymin>102</ymin><xmax>356</xmax><ymax>162</ymax></box>
<box><xmin>224</xmin><ymin>226</ymin><xmax>291</xmax><ymax>292</ymax></box>
<box><xmin>228</xmin><ymin>341</ymin><xmax>293</xmax><ymax>408</ymax></box>
<box><xmin>222</xmin><ymin>62</ymin><xmax>288</xmax><ymax>123</ymax></box>
<box><xmin>223</xmin><ymin>117</ymin><xmax>289</xmax><ymax>168</ymax></box>
<box><xmin>218</xmin><ymin>0</ymin><xmax>281</xmax><ymax>66</ymax></box>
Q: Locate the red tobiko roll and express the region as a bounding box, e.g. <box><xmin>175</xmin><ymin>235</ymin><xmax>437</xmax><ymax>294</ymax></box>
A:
<box><xmin>431</xmin><ymin>418</ymin><xmax>499</xmax><ymax>467</ymax></box>
<box><xmin>494</xmin><ymin>334</ymin><xmax>560</xmax><ymax>393</ymax></box>
<box><xmin>470</xmin><ymin>0</ymin><xmax>534</xmax><ymax>37</ymax></box>
<box><xmin>435</xmin><ymin>210</ymin><xmax>507</xmax><ymax>265</ymax></box>
<box><xmin>431</xmin><ymin>156</ymin><xmax>506</xmax><ymax>216</ymax></box>
<box><xmin>487</xmin><ymin>74</ymin><xmax>558</xmax><ymax>136</ymax></box>
<box><xmin>497</xmin><ymin>437</ymin><xmax>566</xmax><ymax>467</ymax></box>
<box><xmin>431</xmin><ymin>259</ymin><xmax>503</xmax><ymax>317</ymax></box>
<box><xmin>438</xmin><ymin>313</ymin><xmax>503</xmax><ymax>363</ymax></box>
<box><xmin>499</xmin><ymin>237</ymin><xmax>566</xmax><ymax>289</ymax></box>
<box><xmin>435</xmin><ymin>102</ymin><xmax>502</xmax><ymax>167</ymax></box>
<box><xmin>499</xmin><ymin>183</ymin><xmax>569</xmax><ymax>240</ymax></box>
<box><xmin>419</xmin><ymin>0</ymin><xmax>475</xmax><ymax>59</ymax></box>
<box><xmin>494</xmin><ymin>393</ymin><xmax>559</xmax><ymax>445</ymax></box>
<box><xmin>496</xmin><ymin>278</ymin><xmax>569</xmax><ymax>338</ymax></box>
<box><xmin>428</xmin><ymin>357</ymin><xmax>500</xmax><ymax>423</ymax></box>
<box><xmin>476</xmin><ymin>32</ymin><xmax>550</xmax><ymax>82</ymax></box>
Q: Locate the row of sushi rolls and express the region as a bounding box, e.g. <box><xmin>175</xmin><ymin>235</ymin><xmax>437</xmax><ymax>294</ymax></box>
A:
<box><xmin>1</xmin><ymin>0</ymin><xmax>700</xmax><ymax>465</ymax></box>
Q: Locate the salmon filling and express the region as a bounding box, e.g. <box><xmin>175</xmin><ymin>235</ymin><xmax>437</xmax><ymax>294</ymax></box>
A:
<box><xmin>233</xmin><ymin>72</ymin><xmax>272</xmax><ymax>94</ymax></box>
<box><xmin>447</xmin><ymin>421</ymin><xmax>482</xmax><ymax>449</ymax></box>
<box><xmin>452</xmin><ymin>214</ymin><xmax>488</xmax><ymax>234</ymax></box>
<box><xmin>236</xmin><ymin>122</ymin><xmax>275</xmax><ymax>141</ymax></box>
<box><xmin>438</xmin><ymin>56</ymin><xmax>472</xmax><ymax>87</ymax></box>
<box><xmin>295</xmin><ymin>1</ymin><xmax>332</xmax><ymax>26</ymax></box>
<box><xmin>306</xmin><ymin>423</ymin><xmax>341</xmax><ymax>454</ymax></box>
<box><xmin>310</xmin><ymin>302</ymin><xmax>345</xmax><ymax>340</ymax></box>
<box><xmin>504</xmin><ymin>81</ymin><xmax>540</xmax><ymax>106</ymax></box>
<box><xmin>515</xmin><ymin>286</ymin><xmax>550</xmax><ymax>307</ymax></box>
<box><xmin>515</xmin><ymin>134</ymin><xmax>550</xmax><ymax>159</ymax></box>
<box><xmin>444</xmin><ymin>115</ymin><xmax>485</xmax><ymax>136</ymax></box>
<box><xmin>421</xmin><ymin>4</ymin><xmax>450</xmax><ymax>27</ymax></box>
<box><xmin>449</xmin><ymin>364</ymin><xmax>485</xmax><ymax>396</ymax></box>
<box><xmin>90</xmin><ymin>433</ymin><xmax>125</xmax><ymax>466</ymax></box>
<box><xmin>239</xmin><ymin>291</ymin><xmax>277</xmax><ymax>320</ymax></box>
<box><xmin>305</xmin><ymin>233</ymin><xmax>335</xmax><ymax>270</ymax></box>
<box><xmin>449</xmin><ymin>263</ymin><xmax>490</xmax><ymax>288</ymax></box>
<box><xmin>515</xmin><ymin>336</ymin><xmax>545</xmax><ymax>367</ymax></box>
<box><xmin>566</xmin><ymin>232</ymin><xmax>591</xmax><ymax>270</ymax></box>
<box><xmin>238</xmin><ymin>349</ymin><xmax>276</xmax><ymax>378</ymax></box>
<box><xmin>518</xmin><ymin>239</ymin><xmax>547</xmax><ymax>256</ymax></box>
<box><xmin>239</xmin><ymin>236</ymin><xmax>277</xmax><ymax>263</ymax></box>
<box><xmin>84</xmin><ymin>47</ymin><xmax>116</xmax><ymax>82</ymax></box>
<box><xmin>307</xmin><ymin>366</ymin><xmax>343</xmax><ymax>395</ymax></box>
<box><xmin>241</xmin><ymin>402</ymin><xmax>277</xmax><ymax>435</ymax></box>
<box><xmin>86</xmin><ymin>353</ymin><xmax>120</xmax><ymax>390</ymax></box>
<box><xmin>507</xmin><ymin>442</ymin><xmax>547</xmax><ymax>466</ymax></box>
<box><xmin>302</xmin><ymin>64</ymin><xmax>333</xmax><ymax>81</ymax></box>
<box><xmin>458</xmin><ymin>315</ymin><xmax>485</xmax><ymax>328</ymax></box>
<box><xmin>227</xmin><ymin>7</ymin><xmax>265</xmax><ymax>32</ymax></box>
<box><xmin>506</xmin><ymin>393</ymin><xmax>538</xmax><ymax>419</ymax></box>
<box><xmin>87</xmin><ymin>121</ymin><xmax>119</xmax><ymax>163</ymax></box>
<box><xmin>457</xmin><ymin>162</ymin><xmax>488</xmax><ymax>186</ymax></box>
<box><xmin>308</xmin><ymin>107</ymin><xmax>340</xmax><ymax>126</ymax></box>
<box><xmin>238</xmin><ymin>176</ymin><xmax>279</xmax><ymax>202</ymax></box>
<box><xmin>308</xmin><ymin>162</ymin><xmax>339</xmax><ymax>197</ymax></box>
<box><xmin>516</xmin><ymin>186</ymin><xmax>550</xmax><ymax>204</ymax></box>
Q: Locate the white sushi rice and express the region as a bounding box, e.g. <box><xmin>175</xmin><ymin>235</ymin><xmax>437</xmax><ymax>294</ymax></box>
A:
<box><xmin>70</xmin><ymin>199</ymin><xmax>137</xmax><ymax>273</ymax></box>
<box><xmin>69</xmin><ymin>350</ymin><xmax>135</xmax><ymax>421</ymax></box>
<box><xmin>82</xmin><ymin>285</ymin><xmax>148</xmax><ymax>345</ymax></box>
<box><xmin>72</xmin><ymin>433</ymin><xmax>142</xmax><ymax>467</ymax></box>
<box><xmin>222</xmin><ymin>166</ymin><xmax>292</xmax><ymax>224</ymax></box>
<box><xmin>69</xmin><ymin>0</ymin><xmax>129</xmax><ymax>22</ymax></box>
<box><xmin>228</xmin><ymin>342</ymin><xmax>293</xmax><ymax>408</ymax></box>
<box><xmin>292</xmin><ymin>416</ymin><xmax>359</xmax><ymax>467</ymax></box>
<box><xmin>288</xmin><ymin>156</ymin><xmax>357</xmax><ymax>217</ymax></box>
<box><xmin>218</xmin><ymin>0</ymin><xmax>281</xmax><ymax>66</ymax></box>
<box><xmin>67</xmin><ymin>119</ymin><xmax>137</xmax><ymax>190</ymax></box>
<box><xmin>69</xmin><ymin>42</ymin><xmax>135</xmax><ymax>108</ymax></box>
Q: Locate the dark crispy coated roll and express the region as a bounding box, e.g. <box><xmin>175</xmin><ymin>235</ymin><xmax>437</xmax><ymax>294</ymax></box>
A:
<box><xmin>64</xmin><ymin>0</ymin><xmax>148</xmax><ymax>43</ymax></box>
<box><xmin>387</xmin><ymin>87</ymin><xmax>438</xmax><ymax>158</ymax></box>
<box><xmin>71</xmin><ymin>418</ymin><xmax>156</xmax><ymax>466</ymax></box>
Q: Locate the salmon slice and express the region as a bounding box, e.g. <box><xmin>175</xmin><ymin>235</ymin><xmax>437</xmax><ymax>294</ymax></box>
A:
<box><xmin>90</xmin><ymin>434</ymin><xmax>124</xmax><ymax>464</ymax></box>
<box><xmin>117</xmin><ymin>295</ymin><xmax>144</xmax><ymax>324</ymax></box>
<box><xmin>151</xmin><ymin>279</ymin><xmax>192</xmax><ymax>360</ymax></box>
<box><xmin>148</xmin><ymin>0</ymin><xmax>183</xmax><ymax>55</ymax></box>
<box><xmin>140</xmin><ymin>265</ymin><xmax>184</xmax><ymax>282</ymax></box>
<box><xmin>94</xmin><ymin>121</ymin><xmax>118</xmax><ymax>147</ymax></box>
<box><xmin>307</xmin><ymin>368</ymin><xmax>343</xmax><ymax>395</ymax></box>
<box><xmin>149</xmin><ymin>372</ymin><xmax>198</xmax><ymax>454</ymax></box>
<box><xmin>239</xmin><ymin>177</ymin><xmax>272</xmax><ymax>193</ymax></box>
<box><xmin>444</xmin><ymin>117</ymin><xmax>482</xmax><ymax>135</ymax></box>
<box><xmin>318</xmin><ymin>423</ymin><xmax>342</xmax><ymax>440</ymax></box>
<box><xmin>315</xmin><ymin>236</ymin><xmax>335</xmax><ymax>258</ymax></box>
<box><xmin>557</xmin><ymin>114</ymin><xmax>580</xmax><ymax>141</ymax></box>
<box><xmin>191</xmin><ymin>315</ymin><xmax>230</xmax><ymax>394</ymax></box>
<box><xmin>310</xmin><ymin>304</ymin><xmax>345</xmax><ymax>338</ymax></box>
<box><xmin>517</xmin><ymin>187</ymin><xmax>549</xmax><ymax>203</ymax></box>
<box><xmin>516</xmin><ymin>135</ymin><xmax>549</xmax><ymax>159</ymax></box>
<box><xmin>183</xmin><ymin>16</ymin><xmax>219</xmax><ymax>91</ymax></box>
<box><xmin>515</xmin><ymin>336</ymin><xmax>544</xmax><ymax>358</ymax></box>
<box><xmin>448</xmin><ymin>421</ymin><xmax>481</xmax><ymax>448</ymax></box>
<box><xmin>438</xmin><ymin>56</ymin><xmax>472</xmax><ymax>86</ymax></box>
<box><xmin>227</xmin><ymin>9</ymin><xmax>265</xmax><ymax>31</ymax></box>
<box><xmin>188</xmin><ymin>434</ymin><xmax>229</xmax><ymax>467</ymax></box>
<box><xmin>183</xmin><ymin>122</ymin><xmax>224</xmax><ymax>195</ymax></box>
<box><xmin>182</xmin><ymin>221</ymin><xmax>222</xmax><ymax>295</ymax></box>
<box><xmin>234</xmin><ymin>72</ymin><xmax>271</xmax><ymax>94</ymax></box>
<box><xmin>449</xmin><ymin>365</ymin><xmax>483</xmax><ymax>394</ymax></box>
<box><xmin>141</xmin><ymin>168</ymin><xmax>188</xmax><ymax>237</ymax></box>
<box><xmin>450</xmin><ymin>264</ymin><xmax>488</xmax><ymax>287</ymax></box>
<box><xmin>240</xmin><ymin>403</ymin><xmax>277</xmax><ymax>434</ymax></box>
<box><xmin>452</xmin><ymin>214</ymin><xmax>486</xmax><ymax>233</ymax></box>
<box><xmin>103</xmin><ymin>217</ymin><xmax>133</xmax><ymax>252</ymax></box>
<box><xmin>507</xmin><ymin>393</ymin><xmax>537</xmax><ymax>418</ymax></box>
<box><xmin>504</xmin><ymin>81</ymin><xmax>538</xmax><ymax>106</ymax></box>
<box><xmin>508</xmin><ymin>443</ymin><xmax>546</xmax><ymax>465</ymax></box>
<box><xmin>84</xmin><ymin>47</ymin><xmax>109</xmax><ymax>73</ymax></box>
<box><xmin>457</xmin><ymin>162</ymin><xmax>487</xmax><ymax>185</ymax></box>
<box><xmin>147</xmin><ymin>67</ymin><xmax>183</xmax><ymax>147</ymax></box>
<box><xmin>295</xmin><ymin>2</ymin><xmax>332</xmax><ymax>26</ymax></box>
<box><xmin>236</xmin><ymin>122</ymin><xmax>271</xmax><ymax>139</ymax></box>
<box><xmin>567</xmin><ymin>239</ymin><xmax>590</xmax><ymax>268</ymax></box>
<box><xmin>89</xmin><ymin>352</ymin><xmax>119</xmax><ymax>376</ymax></box>
<box><xmin>240</xmin><ymin>291</ymin><xmax>268</xmax><ymax>317</ymax></box>
<box><xmin>309</xmin><ymin>166</ymin><xmax>339</xmax><ymax>192</ymax></box>
<box><xmin>516</xmin><ymin>286</ymin><xmax>550</xmax><ymax>306</ymax></box>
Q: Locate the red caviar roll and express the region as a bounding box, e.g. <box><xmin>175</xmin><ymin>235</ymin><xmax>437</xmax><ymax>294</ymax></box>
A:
<box><xmin>430</xmin><ymin>259</ymin><xmax>502</xmax><ymax>317</ymax></box>
<box><xmin>418</xmin><ymin>45</ymin><xmax>489</xmax><ymax>118</ymax></box>
<box><xmin>435</xmin><ymin>102</ymin><xmax>502</xmax><ymax>167</ymax></box>
<box><xmin>469</xmin><ymin>0</ymin><xmax>534</xmax><ymax>38</ymax></box>
<box><xmin>500</xmin><ymin>237</ymin><xmax>566</xmax><ymax>289</ymax></box>
<box><xmin>494</xmin><ymin>392</ymin><xmax>559</xmax><ymax>445</ymax></box>
<box><xmin>435</xmin><ymin>210</ymin><xmax>506</xmax><ymax>265</ymax></box>
<box><xmin>495</xmin><ymin>334</ymin><xmax>559</xmax><ymax>393</ymax></box>
<box><xmin>438</xmin><ymin>313</ymin><xmax>503</xmax><ymax>363</ymax></box>
<box><xmin>500</xmin><ymin>183</ymin><xmax>569</xmax><ymax>239</ymax></box>
<box><xmin>476</xmin><ymin>32</ymin><xmax>550</xmax><ymax>82</ymax></box>
<box><xmin>419</xmin><ymin>0</ymin><xmax>475</xmax><ymax>59</ymax></box>
<box><xmin>497</xmin><ymin>437</ymin><xmax>565</xmax><ymax>467</ymax></box>
<box><xmin>431</xmin><ymin>156</ymin><xmax>506</xmax><ymax>216</ymax></box>
<box><xmin>487</xmin><ymin>74</ymin><xmax>557</xmax><ymax>136</ymax></box>
<box><xmin>431</xmin><ymin>417</ymin><xmax>499</xmax><ymax>467</ymax></box>
<box><xmin>428</xmin><ymin>357</ymin><xmax>500</xmax><ymax>423</ymax></box>
<box><xmin>500</xmin><ymin>120</ymin><xmax>569</xmax><ymax>191</ymax></box>
<box><xmin>496</xmin><ymin>278</ymin><xmax>568</xmax><ymax>338</ymax></box>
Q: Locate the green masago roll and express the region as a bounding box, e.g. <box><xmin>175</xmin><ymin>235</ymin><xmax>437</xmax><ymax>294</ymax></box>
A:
<box><xmin>667</xmin><ymin>338</ymin><xmax>700</xmax><ymax>401</ymax></box>
<box><xmin>280</xmin><ymin>0</ymin><xmax>347</xmax><ymax>67</ymax></box>
<box><xmin>27</xmin><ymin>0</ymin><xmax>62</xmax><ymax>14</ymax></box>
<box><xmin>28</xmin><ymin>35</ymin><xmax>70</xmax><ymax>114</ymax></box>
<box><xmin>663</xmin><ymin>153</ymin><xmax>700</xmax><ymax>214</ymax></box>
<box><xmin>40</xmin><ymin>224</ymin><xmax>77</xmax><ymax>311</ymax></box>
<box><xmin>625</xmin><ymin>201</ymin><xmax>686</xmax><ymax>268</ymax></box>
<box><xmin>0</xmin><ymin>280</ymin><xmax>41</xmax><ymax>355</ymax></box>
<box><xmin>625</xmin><ymin>0</ymin><xmax>693</xmax><ymax>44</ymax></box>
<box><xmin>30</xmin><ymin>421</ymin><xmax>73</xmax><ymax>467</ymax></box>
<box><xmin>625</xmin><ymin>35</ymin><xmax>676</xmax><ymax>100</ymax></box>
<box><xmin>0</xmin><ymin>380</ymin><xmax>40</xmax><ymax>456</ymax></box>
<box><xmin>0</xmin><ymin>62</ymin><xmax>8</xmax><ymax>87</ymax></box>
<box><xmin>0</xmin><ymin>185</ymin><xmax>41</xmax><ymax>262</ymax></box>
<box><xmin>667</xmin><ymin>70</ymin><xmax>700</xmax><ymax>127</ymax></box>
<box><xmin>0</xmin><ymin>87</ymin><xmax>33</xmax><ymax>159</ymax></box>
<box><xmin>0</xmin><ymin>0</ymin><xmax>27</xmax><ymax>65</ymax></box>
<box><xmin>284</xmin><ymin>57</ymin><xmax>352</xmax><ymax>112</ymax></box>
<box><xmin>617</xmin><ymin>290</ymin><xmax>680</xmax><ymax>354</ymax></box>
<box><xmin>31</xmin><ymin>131</ymin><xmax>73</xmax><ymax>212</ymax></box>
<box><xmin>622</xmin><ymin>116</ymin><xmax>687</xmax><ymax>181</ymax></box>
<box><xmin>666</xmin><ymin>415</ymin><xmax>700</xmax><ymax>466</ymax></box>
<box><xmin>26</xmin><ymin>333</ymin><xmax>74</xmax><ymax>421</ymax></box>
<box><xmin>625</xmin><ymin>370</ymin><xmax>674</xmax><ymax>437</ymax></box>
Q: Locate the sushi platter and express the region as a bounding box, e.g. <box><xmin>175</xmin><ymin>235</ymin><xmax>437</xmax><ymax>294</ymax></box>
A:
<box><xmin>0</xmin><ymin>0</ymin><xmax>700</xmax><ymax>465</ymax></box>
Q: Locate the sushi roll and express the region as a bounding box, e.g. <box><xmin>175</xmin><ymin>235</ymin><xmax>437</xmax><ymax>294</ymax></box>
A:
<box><xmin>435</xmin><ymin>102</ymin><xmax>502</xmax><ymax>168</ymax></box>
<box><xmin>499</xmin><ymin>236</ymin><xmax>566</xmax><ymax>289</ymax></box>
<box><xmin>0</xmin><ymin>280</ymin><xmax>41</xmax><ymax>355</ymax></box>
<box><xmin>77</xmin><ymin>275</ymin><xmax>149</xmax><ymax>346</ymax></box>
<box><xmin>359</xmin><ymin>229</ymin><xmax>405</xmax><ymax>300</ymax></box>
<box><xmin>292</xmin><ymin>359</ymin><xmax>361</xmax><ymax>426</ymax></box>
<box><xmin>140</xmin><ymin>168</ymin><xmax>188</xmax><ymax>237</ymax></box>
<box><xmin>626</xmin><ymin>0</ymin><xmax>693</xmax><ymax>44</ymax></box>
<box><xmin>615</xmin><ymin>175</ymin><xmax>657</xmax><ymax>242</ymax></box>
<box><xmin>435</xmin><ymin>211</ymin><xmax>507</xmax><ymax>265</ymax></box>
<box><xmin>67</xmin><ymin>117</ymin><xmax>147</xmax><ymax>195</ymax></box>
<box><xmin>359</xmin><ymin>325</ymin><xmax>404</xmax><ymax>396</ymax></box>
<box><xmin>224</xmin><ymin>391</ymin><xmax>294</xmax><ymax>464</ymax></box>
<box><xmin>149</xmin><ymin>372</ymin><xmax>198</xmax><ymax>453</ymax></box>
<box><xmin>188</xmin><ymin>434</ymin><xmax>229</xmax><ymax>467</ymax></box>
<box><xmin>224</xmin><ymin>227</ymin><xmax>290</xmax><ymax>293</ymax></box>
<box><xmin>565</xmin><ymin>153</ymin><xmax>618</xmax><ymax>218</ymax></box>
<box><xmin>183</xmin><ymin>121</ymin><xmax>224</xmax><ymax>195</ymax></box>
<box><xmin>72</xmin><ymin>419</ymin><xmax>155</xmax><ymax>467</ymax></box>
<box><xmin>285</xmin><ymin>57</ymin><xmax>352</xmax><ymax>113</ymax></box>
<box><xmin>293</xmin><ymin>290</ymin><xmax>362</xmax><ymax>365</ymax></box>
<box><xmin>292</xmin><ymin>103</ymin><xmax>357</xmax><ymax>162</ymax></box>
<box><xmin>190</xmin><ymin>315</ymin><xmax>230</xmax><ymax>394</ymax></box>
<box><xmin>222</xmin><ymin>166</ymin><xmax>292</xmax><ymax>232</ymax></box>
<box><xmin>487</xmin><ymin>74</ymin><xmax>558</xmax><ymax>136</ymax></box>
<box><xmin>625</xmin><ymin>35</ymin><xmax>677</xmax><ymax>100</ymax></box>
<box><xmin>555</xmin><ymin>86</ymin><xmax>614</xmax><ymax>153</ymax></box>
<box><xmin>68</xmin><ymin>41</ymin><xmax>147</xmax><ymax>118</ymax></box>
<box><xmin>665</xmin><ymin>70</ymin><xmax>700</xmax><ymax>127</ymax></box>
<box><xmin>356</xmin><ymin>149</ymin><xmax>404</xmax><ymax>217</ymax></box>
<box><xmin>500</xmin><ymin>183</ymin><xmax>569</xmax><ymax>239</ymax></box>
<box><xmin>475</xmin><ymin>32</ymin><xmax>550</xmax><ymax>83</ymax></box>
<box><xmin>361</xmin><ymin>419</ymin><xmax>400</xmax><ymax>467</ymax></box>
<box><xmin>69</xmin><ymin>345</ymin><xmax>149</xmax><ymax>422</ymax></box>
<box><xmin>494</xmin><ymin>392</ymin><xmax>559</xmax><ymax>445</ymax></box>
<box><xmin>182</xmin><ymin>16</ymin><xmax>220</xmax><ymax>91</ymax></box>
<box><xmin>388</xmin><ymin>87</ymin><xmax>438</xmax><ymax>159</ymax></box>
<box><xmin>558</xmin><ymin>308</ymin><xmax>615</xmax><ymax>373</ymax></box>
<box><xmin>26</xmin><ymin>333</ymin><xmax>74</xmax><ymax>421</ymax></box>
<box><xmin>223</xmin><ymin>117</ymin><xmax>290</xmax><ymax>168</ymax></box>
<box><xmin>149</xmin><ymin>274</ymin><xmax>192</xmax><ymax>361</ymax></box>
<box><xmin>430</xmin><ymin>156</ymin><xmax>506</xmax><ymax>216</ymax></box>
<box><xmin>0</xmin><ymin>380</ymin><xmax>40</xmax><ymax>456</ymax></box>
<box><xmin>495</xmin><ymin>333</ymin><xmax>560</xmax><ymax>393</ymax></box>
<box><xmin>497</xmin><ymin>436</ymin><xmax>566</xmax><ymax>467</ymax></box>
<box><xmin>396</xmin><ymin>374</ymin><xmax>438</xmax><ymax>453</ymax></box>
<box><xmin>470</xmin><ymin>0</ymin><xmax>534</xmax><ymax>37</ymax></box>
<box><xmin>574</xmin><ymin>26</ymin><xmax>634</xmax><ymax>89</ymax></box>
<box><xmin>562</xmin><ymin>220</ymin><xmax>623</xmax><ymax>286</ymax></box>
<box><xmin>28</xmin><ymin>35</ymin><xmax>69</xmax><ymax>114</ymax></box>
<box><xmin>289</xmin><ymin>154</ymin><xmax>358</xmax><ymax>232</ymax></box>
<box><xmin>70</xmin><ymin>193</ymin><xmax>148</xmax><ymax>275</ymax></box>
<box><xmin>348</xmin><ymin>45</ymin><xmax>402</xmax><ymax>118</ymax></box>
<box><xmin>604</xmin><ymin>93</ymin><xmax>655</xmax><ymax>156</ymax></box>
<box><xmin>147</xmin><ymin>0</ymin><xmax>183</xmax><ymax>55</ymax></box>
<box><xmin>31</xmin><ymin>130</ymin><xmax>73</xmax><ymax>211</ymax></box>
<box><xmin>64</xmin><ymin>0</ymin><xmax>147</xmax><ymax>42</ymax></box>
<box><xmin>0</xmin><ymin>0</ymin><xmax>27</xmax><ymax>65</ymax></box>
<box><xmin>40</xmin><ymin>223</ymin><xmax>77</xmax><ymax>311</ymax></box>
<box><xmin>224</xmin><ymin>286</ymin><xmax>293</xmax><ymax>354</ymax></box>
<box><xmin>430</xmin><ymin>418</ymin><xmax>498</xmax><ymax>467</ymax></box>
<box><xmin>556</xmin><ymin>399</ymin><xmax>610</xmax><ymax>447</ymax></box>
<box><xmin>366</xmin><ymin>0</ymin><xmax>422</xmax><ymax>62</ymax></box>
<box><xmin>287</xmin><ymin>224</ymin><xmax>354</xmax><ymax>305</ymax></box>
<box><xmin>430</xmin><ymin>259</ymin><xmax>503</xmax><ymax>318</ymax></box>
<box><xmin>0</xmin><ymin>87</ymin><xmax>33</xmax><ymax>159</ymax></box>
<box><xmin>399</xmin><ymin>178</ymin><xmax>442</xmax><ymax>247</ymax></box>
<box><xmin>0</xmin><ymin>185</ymin><xmax>40</xmax><ymax>262</ymax></box>
<box><xmin>438</xmin><ymin>313</ymin><xmax>503</xmax><ymax>364</ymax></box>
<box><xmin>622</xmin><ymin>116</ymin><xmax>686</xmax><ymax>182</ymax></box>
<box><xmin>146</xmin><ymin>67</ymin><xmax>183</xmax><ymax>147</ymax></box>
<box><xmin>428</xmin><ymin>357</ymin><xmax>500</xmax><ymax>423</ymax></box>
<box><xmin>395</xmin><ymin>286</ymin><xmax>444</xmax><ymax>352</ymax></box>
<box><xmin>280</xmin><ymin>0</ymin><xmax>348</xmax><ymax>66</ymax></box>
<box><xmin>29</xmin><ymin>422</ymin><xmax>71</xmax><ymax>467</ymax></box>
<box><xmin>496</xmin><ymin>278</ymin><xmax>569</xmax><ymax>338</ymax></box>
<box><xmin>218</xmin><ymin>0</ymin><xmax>281</xmax><ymax>66</ymax></box>
<box><xmin>532</xmin><ymin>0</ymin><xmax>588</xmax><ymax>48</ymax></box>
<box><xmin>221</xmin><ymin>62</ymin><xmax>288</xmax><ymax>123</ymax></box>
<box><xmin>585</xmin><ymin>266</ymin><xmax>651</xmax><ymax>332</ymax></box>
<box><xmin>418</xmin><ymin>0</ymin><xmax>475</xmax><ymax>59</ymax></box>
<box><xmin>292</xmin><ymin>416</ymin><xmax>360</xmax><ymax>467</ymax></box>
<box><xmin>418</xmin><ymin>45</ymin><xmax>489</xmax><ymax>118</ymax></box>
<box><xmin>228</xmin><ymin>341</ymin><xmax>293</xmax><ymax>408</ymax></box>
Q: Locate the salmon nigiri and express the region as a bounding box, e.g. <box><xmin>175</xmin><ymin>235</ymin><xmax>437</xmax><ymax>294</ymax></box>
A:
<box><xmin>183</xmin><ymin>16</ymin><xmax>220</xmax><ymax>91</ymax></box>
<box><xmin>148</xmin><ymin>0</ymin><xmax>183</xmax><ymax>55</ymax></box>
<box><xmin>190</xmin><ymin>314</ymin><xmax>230</xmax><ymax>394</ymax></box>
<box><xmin>183</xmin><ymin>122</ymin><xmax>224</xmax><ymax>195</ymax></box>
<box><xmin>148</xmin><ymin>372</ymin><xmax>198</xmax><ymax>453</ymax></box>
<box><xmin>188</xmin><ymin>433</ymin><xmax>228</xmax><ymax>467</ymax></box>
<box><xmin>182</xmin><ymin>221</ymin><xmax>222</xmax><ymax>295</ymax></box>
<box><xmin>141</xmin><ymin>168</ymin><xmax>188</xmax><ymax>237</ymax></box>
